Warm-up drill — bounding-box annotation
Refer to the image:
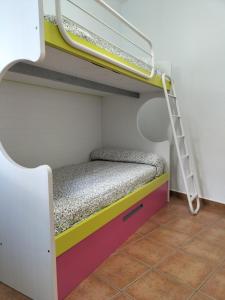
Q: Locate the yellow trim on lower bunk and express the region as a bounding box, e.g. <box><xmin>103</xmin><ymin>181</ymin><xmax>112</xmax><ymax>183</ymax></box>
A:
<box><xmin>44</xmin><ymin>21</ymin><xmax>171</xmax><ymax>90</ymax></box>
<box><xmin>55</xmin><ymin>173</ymin><xmax>169</xmax><ymax>257</ymax></box>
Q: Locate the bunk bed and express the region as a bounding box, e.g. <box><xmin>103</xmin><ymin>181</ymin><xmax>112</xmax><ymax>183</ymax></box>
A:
<box><xmin>0</xmin><ymin>1</ymin><xmax>170</xmax><ymax>300</ymax></box>
<box><xmin>5</xmin><ymin>0</ymin><xmax>171</xmax><ymax>96</ymax></box>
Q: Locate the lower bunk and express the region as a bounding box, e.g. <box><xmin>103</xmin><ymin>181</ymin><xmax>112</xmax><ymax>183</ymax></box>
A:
<box><xmin>53</xmin><ymin>148</ymin><xmax>168</xmax><ymax>299</ymax></box>
<box><xmin>0</xmin><ymin>147</ymin><xmax>169</xmax><ymax>300</ymax></box>
<box><xmin>56</xmin><ymin>175</ymin><xmax>168</xmax><ymax>299</ymax></box>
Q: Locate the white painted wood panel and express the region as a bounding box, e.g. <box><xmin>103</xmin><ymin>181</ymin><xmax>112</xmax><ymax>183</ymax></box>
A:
<box><xmin>0</xmin><ymin>0</ymin><xmax>44</xmax><ymax>79</ymax></box>
<box><xmin>0</xmin><ymin>144</ymin><xmax>57</xmax><ymax>300</ymax></box>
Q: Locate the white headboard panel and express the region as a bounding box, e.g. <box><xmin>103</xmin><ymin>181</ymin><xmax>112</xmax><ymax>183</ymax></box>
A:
<box><xmin>102</xmin><ymin>94</ymin><xmax>170</xmax><ymax>168</ymax></box>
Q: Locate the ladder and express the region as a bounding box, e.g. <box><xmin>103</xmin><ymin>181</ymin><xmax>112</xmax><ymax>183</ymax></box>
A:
<box><xmin>162</xmin><ymin>73</ymin><xmax>200</xmax><ymax>214</ymax></box>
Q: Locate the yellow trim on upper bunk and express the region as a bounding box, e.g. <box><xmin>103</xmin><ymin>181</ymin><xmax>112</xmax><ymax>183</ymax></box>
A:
<box><xmin>44</xmin><ymin>21</ymin><xmax>170</xmax><ymax>90</ymax></box>
<box><xmin>55</xmin><ymin>172</ymin><xmax>169</xmax><ymax>257</ymax></box>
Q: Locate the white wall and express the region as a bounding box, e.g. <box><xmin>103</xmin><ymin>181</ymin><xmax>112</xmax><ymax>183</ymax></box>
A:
<box><xmin>121</xmin><ymin>0</ymin><xmax>225</xmax><ymax>203</ymax></box>
<box><xmin>102</xmin><ymin>94</ymin><xmax>170</xmax><ymax>169</ymax></box>
<box><xmin>0</xmin><ymin>80</ymin><xmax>102</xmax><ymax>169</ymax></box>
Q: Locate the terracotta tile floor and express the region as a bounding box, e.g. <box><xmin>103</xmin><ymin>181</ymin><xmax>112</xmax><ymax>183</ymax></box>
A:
<box><xmin>1</xmin><ymin>196</ymin><xmax>225</xmax><ymax>300</ymax></box>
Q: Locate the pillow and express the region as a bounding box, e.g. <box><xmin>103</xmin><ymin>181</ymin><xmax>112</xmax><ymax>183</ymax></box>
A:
<box><xmin>90</xmin><ymin>148</ymin><xmax>164</xmax><ymax>176</ymax></box>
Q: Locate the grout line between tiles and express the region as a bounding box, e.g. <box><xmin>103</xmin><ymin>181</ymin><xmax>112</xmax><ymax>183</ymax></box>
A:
<box><xmin>120</xmin><ymin>269</ymin><xmax>152</xmax><ymax>292</ymax></box>
<box><xmin>187</xmin><ymin>290</ymin><xmax>216</xmax><ymax>300</ymax></box>
<box><xmin>154</xmin><ymin>266</ymin><xmax>198</xmax><ymax>292</ymax></box>
<box><xmin>107</xmin><ymin>291</ymin><xmax>121</xmax><ymax>300</ymax></box>
<box><xmin>92</xmin><ymin>272</ymin><xmax>121</xmax><ymax>294</ymax></box>
<box><xmin>119</xmin><ymin>237</ymin><xmax>177</xmax><ymax>268</ymax></box>
<box><xmin>191</xmin><ymin>256</ymin><xmax>225</xmax><ymax>299</ymax></box>
<box><xmin>108</xmin><ymin>290</ymin><xmax>135</xmax><ymax>300</ymax></box>
<box><xmin>152</xmin><ymin>268</ymin><xmax>196</xmax><ymax>298</ymax></box>
<box><xmin>152</xmin><ymin>268</ymin><xmax>216</xmax><ymax>300</ymax></box>
<box><xmin>161</xmin><ymin>212</ymin><xmax>224</xmax><ymax>250</ymax></box>
<box><xmin>141</xmin><ymin>205</ymin><xmax>225</xmax><ymax>299</ymax></box>
<box><xmin>94</xmin><ymin>253</ymin><xmax>152</xmax><ymax>292</ymax></box>
<box><xmin>105</xmin><ymin>205</ymin><xmax>225</xmax><ymax>299</ymax></box>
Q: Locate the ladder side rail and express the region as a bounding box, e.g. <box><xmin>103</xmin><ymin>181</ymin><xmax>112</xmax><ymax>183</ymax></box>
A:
<box><xmin>170</xmin><ymin>76</ymin><xmax>200</xmax><ymax>213</ymax></box>
<box><xmin>162</xmin><ymin>74</ymin><xmax>200</xmax><ymax>214</ymax></box>
<box><xmin>170</xmin><ymin>81</ymin><xmax>198</xmax><ymax>198</ymax></box>
<box><xmin>162</xmin><ymin>75</ymin><xmax>191</xmax><ymax>200</ymax></box>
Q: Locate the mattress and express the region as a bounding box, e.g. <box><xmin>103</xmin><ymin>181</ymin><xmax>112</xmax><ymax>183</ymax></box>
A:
<box><xmin>53</xmin><ymin>160</ymin><xmax>163</xmax><ymax>235</ymax></box>
<box><xmin>44</xmin><ymin>15</ymin><xmax>152</xmax><ymax>74</ymax></box>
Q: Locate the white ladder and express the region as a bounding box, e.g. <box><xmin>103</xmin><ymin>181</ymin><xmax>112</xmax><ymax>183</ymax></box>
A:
<box><xmin>162</xmin><ymin>73</ymin><xmax>200</xmax><ymax>214</ymax></box>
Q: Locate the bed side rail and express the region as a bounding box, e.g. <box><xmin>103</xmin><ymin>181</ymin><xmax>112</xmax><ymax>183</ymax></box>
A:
<box><xmin>55</xmin><ymin>0</ymin><xmax>155</xmax><ymax>79</ymax></box>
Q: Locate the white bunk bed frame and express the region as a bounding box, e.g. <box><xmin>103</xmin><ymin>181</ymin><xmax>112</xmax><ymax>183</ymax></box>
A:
<box><xmin>55</xmin><ymin>0</ymin><xmax>155</xmax><ymax>79</ymax></box>
<box><xmin>0</xmin><ymin>1</ymin><xmax>169</xmax><ymax>299</ymax></box>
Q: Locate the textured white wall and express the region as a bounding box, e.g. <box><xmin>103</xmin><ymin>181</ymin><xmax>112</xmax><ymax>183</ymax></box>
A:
<box><xmin>121</xmin><ymin>0</ymin><xmax>225</xmax><ymax>203</ymax></box>
<box><xmin>0</xmin><ymin>80</ymin><xmax>102</xmax><ymax>169</ymax></box>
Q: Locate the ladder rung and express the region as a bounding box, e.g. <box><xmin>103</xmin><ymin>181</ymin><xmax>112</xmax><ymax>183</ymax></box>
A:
<box><xmin>168</xmin><ymin>93</ymin><xmax>176</xmax><ymax>99</ymax></box>
<box><xmin>182</xmin><ymin>154</ymin><xmax>189</xmax><ymax>159</ymax></box>
<box><xmin>171</xmin><ymin>115</ymin><xmax>181</xmax><ymax>118</ymax></box>
<box><xmin>177</xmin><ymin>135</ymin><xmax>185</xmax><ymax>139</ymax></box>
<box><xmin>190</xmin><ymin>193</ymin><xmax>198</xmax><ymax>202</ymax></box>
<box><xmin>187</xmin><ymin>173</ymin><xmax>194</xmax><ymax>179</ymax></box>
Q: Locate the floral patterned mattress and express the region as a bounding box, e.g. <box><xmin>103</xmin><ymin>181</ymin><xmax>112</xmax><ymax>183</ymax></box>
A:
<box><xmin>53</xmin><ymin>148</ymin><xmax>165</xmax><ymax>235</ymax></box>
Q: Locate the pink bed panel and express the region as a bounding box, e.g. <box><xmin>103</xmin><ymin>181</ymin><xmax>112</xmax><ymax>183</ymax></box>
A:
<box><xmin>57</xmin><ymin>181</ymin><xmax>168</xmax><ymax>299</ymax></box>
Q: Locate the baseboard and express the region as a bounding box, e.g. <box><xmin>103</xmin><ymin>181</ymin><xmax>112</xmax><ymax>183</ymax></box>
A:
<box><xmin>170</xmin><ymin>190</ymin><xmax>225</xmax><ymax>209</ymax></box>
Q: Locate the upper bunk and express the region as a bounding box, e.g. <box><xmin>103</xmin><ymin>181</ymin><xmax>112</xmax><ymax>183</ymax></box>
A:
<box><xmin>2</xmin><ymin>0</ymin><xmax>171</xmax><ymax>97</ymax></box>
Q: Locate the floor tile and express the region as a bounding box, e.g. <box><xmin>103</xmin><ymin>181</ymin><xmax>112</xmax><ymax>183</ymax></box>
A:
<box><xmin>203</xmin><ymin>202</ymin><xmax>225</xmax><ymax>215</ymax></box>
<box><xmin>0</xmin><ymin>283</ymin><xmax>30</xmax><ymax>300</ymax></box>
<box><xmin>169</xmin><ymin>196</ymin><xmax>188</xmax><ymax>207</ymax></box>
<box><xmin>118</xmin><ymin>232</ymin><xmax>143</xmax><ymax>250</ymax></box>
<box><xmin>136</xmin><ymin>220</ymin><xmax>159</xmax><ymax>235</ymax></box>
<box><xmin>165</xmin><ymin>217</ymin><xmax>204</xmax><ymax>235</ymax></box>
<box><xmin>156</xmin><ymin>251</ymin><xmax>213</xmax><ymax>288</ymax></box>
<box><xmin>65</xmin><ymin>275</ymin><xmax>117</xmax><ymax>300</ymax></box>
<box><xmin>214</xmin><ymin>217</ymin><xmax>225</xmax><ymax>229</ymax></box>
<box><xmin>172</xmin><ymin>206</ymin><xmax>191</xmax><ymax>217</ymax></box>
<box><xmin>126</xmin><ymin>270</ymin><xmax>194</xmax><ymax>300</ymax></box>
<box><xmin>197</xmin><ymin>226</ymin><xmax>225</xmax><ymax>248</ymax></box>
<box><xmin>95</xmin><ymin>252</ymin><xmax>148</xmax><ymax>289</ymax></box>
<box><xmin>146</xmin><ymin>227</ymin><xmax>190</xmax><ymax>247</ymax></box>
<box><xmin>124</xmin><ymin>237</ymin><xmax>174</xmax><ymax>266</ymax></box>
<box><xmin>168</xmin><ymin>200</ymin><xmax>191</xmax><ymax>215</ymax></box>
<box><xmin>190</xmin><ymin>291</ymin><xmax>213</xmax><ymax>300</ymax></box>
<box><xmin>150</xmin><ymin>207</ymin><xmax>177</xmax><ymax>224</ymax></box>
<box><xmin>191</xmin><ymin>208</ymin><xmax>222</xmax><ymax>225</ymax></box>
<box><xmin>181</xmin><ymin>237</ymin><xmax>225</xmax><ymax>264</ymax></box>
<box><xmin>201</xmin><ymin>265</ymin><xmax>225</xmax><ymax>300</ymax></box>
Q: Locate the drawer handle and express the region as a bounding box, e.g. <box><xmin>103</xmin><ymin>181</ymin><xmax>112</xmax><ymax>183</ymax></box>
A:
<box><xmin>123</xmin><ymin>204</ymin><xmax>143</xmax><ymax>221</ymax></box>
